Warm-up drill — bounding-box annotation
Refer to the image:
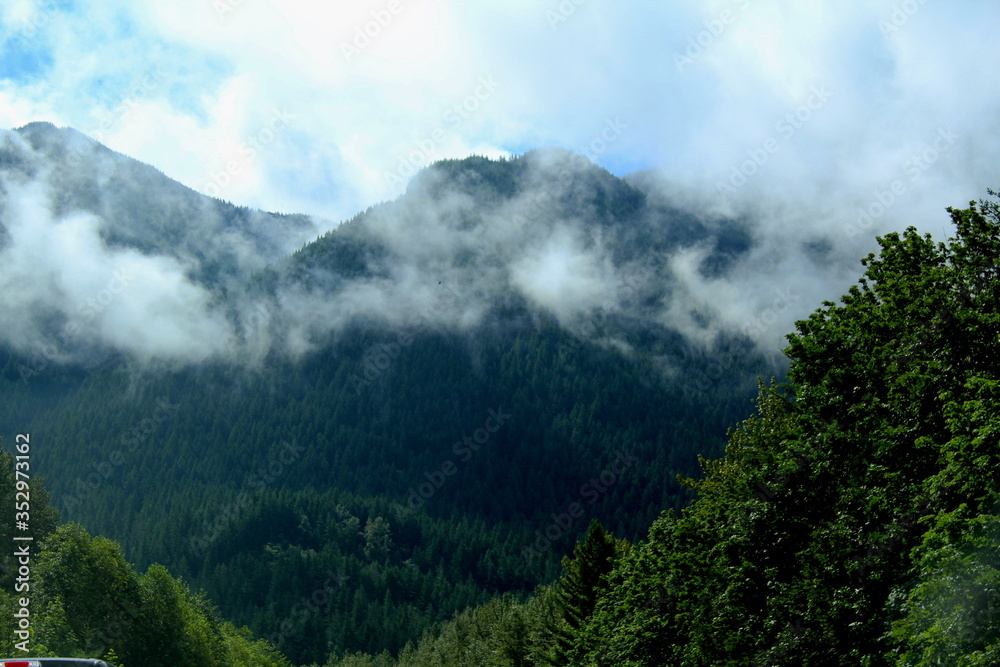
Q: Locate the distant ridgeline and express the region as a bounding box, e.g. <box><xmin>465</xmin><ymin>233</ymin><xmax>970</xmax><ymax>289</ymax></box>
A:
<box><xmin>0</xmin><ymin>123</ymin><xmax>787</xmax><ymax>662</ymax></box>
<box><xmin>321</xmin><ymin>192</ymin><xmax>1000</xmax><ymax>666</ymax></box>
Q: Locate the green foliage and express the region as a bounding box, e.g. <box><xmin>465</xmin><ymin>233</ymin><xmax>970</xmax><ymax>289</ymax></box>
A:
<box><xmin>219</xmin><ymin>622</ymin><xmax>294</xmax><ymax>667</ymax></box>
<box><xmin>33</xmin><ymin>524</ymin><xmax>143</xmax><ymax>658</ymax></box>
<box><xmin>8</xmin><ymin>164</ymin><xmax>999</xmax><ymax>664</ymax></box>
<box><xmin>889</xmin><ymin>513</ymin><xmax>1000</xmax><ymax>666</ymax></box>
<box><xmin>0</xmin><ymin>446</ymin><xmax>293</xmax><ymax>665</ymax></box>
<box><xmin>361</xmin><ymin>516</ymin><xmax>392</xmax><ymax>561</ymax></box>
<box><xmin>124</xmin><ymin>563</ymin><xmax>221</xmax><ymax>666</ymax></box>
<box><xmin>0</xmin><ymin>314</ymin><xmax>763</xmax><ymax>662</ymax></box>
<box><xmin>335</xmin><ymin>587</ymin><xmax>560</xmax><ymax>667</ymax></box>
<box><xmin>546</xmin><ymin>520</ymin><xmax>623</xmax><ymax>665</ymax></box>
<box><xmin>332</xmin><ymin>190</ymin><xmax>1000</xmax><ymax>666</ymax></box>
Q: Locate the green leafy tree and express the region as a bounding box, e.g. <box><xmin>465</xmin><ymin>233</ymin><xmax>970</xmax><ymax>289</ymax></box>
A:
<box><xmin>121</xmin><ymin>563</ymin><xmax>224</xmax><ymax>667</ymax></box>
<box><xmin>32</xmin><ymin>596</ymin><xmax>80</xmax><ymax>656</ymax></box>
<box><xmin>563</xmin><ymin>191</ymin><xmax>1000</xmax><ymax>665</ymax></box>
<box><xmin>33</xmin><ymin>523</ymin><xmax>142</xmax><ymax>659</ymax></box>
<box><xmin>361</xmin><ymin>516</ymin><xmax>392</xmax><ymax>561</ymax></box>
<box><xmin>889</xmin><ymin>512</ymin><xmax>1000</xmax><ymax>666</ymax></box>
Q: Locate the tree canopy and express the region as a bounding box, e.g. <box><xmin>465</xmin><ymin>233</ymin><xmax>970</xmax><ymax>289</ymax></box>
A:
<box><xmin>327</xmin><ymin>192</ymin><xmax>1000</xmax><ymax>666</ymax></box>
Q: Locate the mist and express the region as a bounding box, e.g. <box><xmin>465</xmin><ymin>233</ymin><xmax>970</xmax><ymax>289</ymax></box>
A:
<box><xmin>2</xmin><ymin>1</ymin><xmax>997</xmax><ymax>373</ymax></box>
<box><xmin>0</xmin><ymin>119</ymin><xmax>984</xmax><ymax>375</ymax></box>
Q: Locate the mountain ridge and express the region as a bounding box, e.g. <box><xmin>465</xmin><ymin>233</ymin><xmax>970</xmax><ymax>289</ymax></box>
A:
<box><xmin>0</xmin><ymin>121</ymin><xmax>800</xmax><ymax>662</ymax></box>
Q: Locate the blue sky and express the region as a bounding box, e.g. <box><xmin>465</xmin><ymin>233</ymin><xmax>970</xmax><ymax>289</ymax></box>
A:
<box><xmin>2</xmin><ymin>0</ymin><xmax>999</xmax><ymax>237</ymax></box>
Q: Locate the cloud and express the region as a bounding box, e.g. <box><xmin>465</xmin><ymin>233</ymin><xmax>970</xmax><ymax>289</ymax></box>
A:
<box><xmin>2</xmin><ymin>0</ymin><xmax>997</xmax><ymax>236</ymax></box>
<box><xmin>511</xmin><ymin>224</ymin><xmax>615</xmax><ymax>324</ymax></box>
<box><xmin>1</xmin><ymin>0</ymin><xmax>999</xmax><ymax>369</ymax></box>
<box><xmin>0</xmin><ymin>177</ymin><xmax>234</xmax><ymax>364</ymax></box>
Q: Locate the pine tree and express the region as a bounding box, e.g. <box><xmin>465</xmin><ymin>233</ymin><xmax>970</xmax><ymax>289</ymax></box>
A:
<box><xmin>546</xmin><ymin>520</ymin><xmax>619</xmax><ymax>666</ymax></box>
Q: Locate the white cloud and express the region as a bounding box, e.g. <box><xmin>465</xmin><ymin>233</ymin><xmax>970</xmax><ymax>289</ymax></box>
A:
<box><xmin>0</xmin><ymin>178</ymin><xmax>234</xmax><ymax>363</ymax></box>
<box><xmin>1</xmin><ymin>0</ymin><xmax>999</xmax><ymax>365</ymax></box>
<box><xmin>511</xmin><ymin>225</ymin><xmax>615</xmax><ymax>324</ymax></box>
<box><xmin>2</xmin><ymin>0</ymin><xmax>995</xmax><ymax>239</ymax></box>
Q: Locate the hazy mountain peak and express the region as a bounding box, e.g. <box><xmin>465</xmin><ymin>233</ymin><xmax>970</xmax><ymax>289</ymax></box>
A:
<box><xmin>0</xmin><ymin>122</ymin><xmax>319</xmax><ymax>363</ymax></box>
<box><xmin>0</xmin><ymin>124</ymin><xmax>821</xmax><ymax>368</ymax></box>
<box><xmin>15</xmin><ymin>120</ymin><xmax>60</xmax><ymax>134</ymax></box>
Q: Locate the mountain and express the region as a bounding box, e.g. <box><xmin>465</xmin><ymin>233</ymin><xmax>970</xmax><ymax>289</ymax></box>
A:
<box><xmin>330</xmin><ymin>192</ymin><xmax>1000</xmax><ymax>667</ymax></box>
<box><xmin>0</xmin><ymin>125</ymin><xmax>801</xmax><ymax>662</ymax></box>
<box><xmin>4</xmin><ymin>176</ymin><xmax>997</xmax><ymax>667</ymax></box>
<box><xmin>3</xmin><ymin>121</ymin><xmax>316</xmax><ymax>282</ymax></box>
<box><xmin>0</xmin><ymin>121</ymin><xmax>318</xmax><ymax>366</ymax></box>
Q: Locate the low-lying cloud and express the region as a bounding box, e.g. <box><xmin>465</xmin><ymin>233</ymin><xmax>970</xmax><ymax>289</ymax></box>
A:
<box><xmin>1</xmin><ymin>177</ymin><xmax>234</xmax><ymax>364</ymax></box>
<box><xmin>0</xmin><ymin>127</ymin><xmax>938</xmax><ymax>372</ymax></box>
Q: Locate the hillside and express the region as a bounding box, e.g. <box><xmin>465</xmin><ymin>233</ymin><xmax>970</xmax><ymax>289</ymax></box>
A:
<box><xmin>326</xmin><ymin>192</ymin><xmax>1000</xmax><ymax>666</ymax></box>
<box><xmin>3</xmin><ymin>190</ymin><xmax>996</xmax><ymax>666</ymax></box>
<box><xmin>0</xmin><ymin>129</ymin><xmax>791</xmax><ymax>662</ymax></box>
<box><xmin>0</xmin><ymin>448</ymin><xmax>291</xmax><ymax>666</ymax></box>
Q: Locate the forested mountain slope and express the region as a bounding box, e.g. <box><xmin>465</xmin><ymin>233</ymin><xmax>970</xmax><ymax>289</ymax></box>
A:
<box><xmin>329</xmin><ymin>192</ymin><xmax>1000</xmax><ymax>666</ymax></box>
<box><xmin>0</xmin><ymin>132</ymin><xmax>791</xmax><ymax>661</ymax></box>
<box><xmin>3</xmin><ymin>123</ymin><xmax>994</xmax><ymax>666</ymax></box>
<box><xmin>0</xmin><ymin>446</ymin><xmax>291</xmax><ymax>666</ymax></box>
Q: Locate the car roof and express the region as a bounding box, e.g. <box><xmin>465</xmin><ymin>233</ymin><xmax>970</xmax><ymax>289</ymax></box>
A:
<box><xmin>0</xmin><ymin>660</ymin><xmax>115</xmax><ymax>667</ymax></box>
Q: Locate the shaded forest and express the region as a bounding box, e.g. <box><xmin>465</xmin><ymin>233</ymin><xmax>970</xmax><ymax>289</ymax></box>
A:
<box><xmin>1</xmin><ymin>126</ymin><xmax>997</xmax><ymax>664</ymax></box>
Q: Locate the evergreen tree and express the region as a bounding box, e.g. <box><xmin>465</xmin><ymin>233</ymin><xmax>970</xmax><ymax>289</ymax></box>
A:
<box><xmin>546</xmin><ymin>520</ymin><xmax>620</xmax><ymax>665</ymax></box>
